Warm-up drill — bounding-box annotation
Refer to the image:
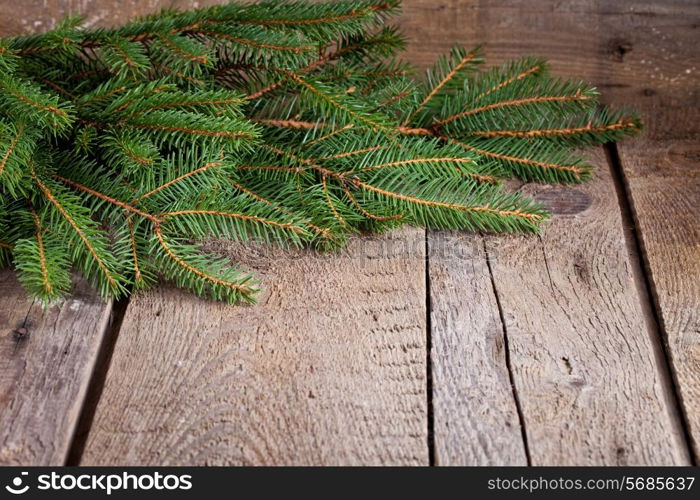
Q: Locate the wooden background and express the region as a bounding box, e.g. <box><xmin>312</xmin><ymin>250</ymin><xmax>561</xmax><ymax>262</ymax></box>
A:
<box><xmin>0</xmin><ymin>0</ymin><xmax>698</xmax><ymax>466</ymax></box>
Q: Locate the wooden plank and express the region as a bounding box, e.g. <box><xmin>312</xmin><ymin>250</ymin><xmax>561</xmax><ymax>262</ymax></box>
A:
<box><xmin>0</xmin><ymin>270</ymin><xmax>112</xmax><ymax>465</ymax></box>
<box><xmin>427</xmin><ymin>232</ymin><xmax>528</xmax><ymax>465</ymax></box>
<box><xmin>80</xmin><ymin>229</ymin><xmax>428</xmax><ymax>465</ymax></box>
<box><xmin>6</xmin><ymin>0</ymin><xmax>428</xmax><ymax>466</ymax></box>
<box><xmin>617</xmin><ymin>138</ymin><xmax>700</xmax><ymax>459</ymax></box>
<box><xmin>427</xmin><ymin>154</ymin><xmax>689</xmax><ymax>464</ymax></box>
<box><xmin>0</xmin><ymin>5</ymin><xmax>115</xmax><ymax>466</ymax></box>
<box><xmin>595</xmin><ymin>1</ymin><xmax>700</xmax><ymax>461</ymax></box>
<box><xmin>485</xmin><ymin>154</ymin><xmax>689</xmax><ymax>465</ymax></box>
<box><xmin>404</xmin><ymin>0</ymin><xmax>695</xmax><ymax>465</ymax></box>
<box><xmin>402</xmin><ymin>2</ymin><xmax>528</xmax><ymax>465</ymax></box>
<box><xmin>9</xmin><ymin>0</ymin><xmax>696</xmax><ymax>465</ymax></box>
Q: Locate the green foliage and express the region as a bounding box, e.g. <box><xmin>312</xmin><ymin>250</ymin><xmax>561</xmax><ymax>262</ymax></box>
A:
<box><xmin>0</xmin><ymin>0</ymin><xmax>640</xmax><ymax>305</ymax></box>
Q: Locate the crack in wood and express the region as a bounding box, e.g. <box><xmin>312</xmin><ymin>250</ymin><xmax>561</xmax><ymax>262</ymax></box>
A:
<box><xmin>482</xmin><ymin>236</ymin><xmax>532</xmax><ymax>466</ymax></box>
<box><xmin>605</xmin><ymin>142</ymin><xmax>696</xmax><ymax>465</ymax></box>
<box><xmin>424</xmin><ymin>229</ymin><xmax>436</xmax><ymax>466</ymax></box>
<box><xmin>65</xmin><ymin>295</ymin><xmax>131</xmax><ymax>465</ymax></box>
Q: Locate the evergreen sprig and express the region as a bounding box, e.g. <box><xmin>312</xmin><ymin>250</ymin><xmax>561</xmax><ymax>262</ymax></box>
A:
<box><xmin>0</xmin><ymin>0</ymin><xmax>641</xmax><ymax>305</ymax></box>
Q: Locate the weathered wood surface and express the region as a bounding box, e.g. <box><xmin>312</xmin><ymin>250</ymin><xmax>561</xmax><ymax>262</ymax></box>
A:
<box><xmin>0</xmin><ymin>271</ymin><xmax>111</xmax><ymax>465</ymax></box>
<box><xmin>618</xmin><ymin>138</ymin><xmax>700</xmax><ymax>459</ymax></box>
<box><xmin>0</xmin><ymin>0</ymin><xmax>697</xmax><ymax>466</ymax></box>
<box><xmin>598</xmin><ymin>2</ymin><xmax>700</xmax><ymax>460</ymax></box>
<box><xmin>0</xmin><ymin>0</ymin><xmax>430</xmax><ymax>468</ymax></box>
<box><xmin>488</xmin><ymin>157</ymin><xmax>688</xmax><ymax>465</ymax></box>
<box><xmin>427</xmin><ymin>232</ymin><xmax>528</xmax><ymax>465</ymax></box>
<box><xmin>80</xmin><ymin>230</ymin><xmax>428</xmax><ymax>465</ymax></box>
<box><xmin>407</xmin><ymin>0</ymin><xmax>697</xmax><ymax>465</ymax></box>
<box><xmin>428</xmin><ymin>153</ymin><xmax>690</xmax><ymax>465</ymax></box>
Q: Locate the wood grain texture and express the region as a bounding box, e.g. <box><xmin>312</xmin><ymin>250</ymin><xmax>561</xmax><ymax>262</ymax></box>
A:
<box><xmin>618</xmin><ymin>138</ymin><xmax>700</xmax><ymax>459</ymax></box>
<box><xmin>428</xmin><ymin>153</ymin><xmax>689</xmax><ymax>465</ymax></box>
<box><xmin>80</xmin><ymin>229</ymin><xmax>428</xmax><ymax>465</ymax></box>
<box><xmin>597</xmin><ymin>2</ymin><xmax>700</xmax><ymax>460</ymax></box>
<box><xmin>405</xmin><ymin>0</ymin><xmax>695</xmax><ymax>465</ymax></box>
<box><xmin>0</xmin><ymin>270</ymin><xmax>111</xmax><ymax>465</ymax></box>
<box><xmin>427</xmin><ymin>232</ymin><xmax>527</xmax><ymax>465</ymax></box>
<box><xmin>4</xmin><ymin>0</ymin><xmax>429</xmax><ymax>467</ymax></box>
<box><xmin>4</xmin><ymin>0</ymin><xmax>697</xmax><ymax>465</ymax></box>
<box><xmin>485</xmin><ymin>155</ymin><xmax>689</xmax><ymax>465</ymax></box>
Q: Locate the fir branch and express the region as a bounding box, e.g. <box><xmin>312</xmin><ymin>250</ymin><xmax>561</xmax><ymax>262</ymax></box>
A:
<box><xmin>151</xmin><ymin>62</ymin><xmax>206</xmax><ymax>86</ymax></box>
<box><xmin>445</xmin><ymin>136</ymin><xmax>587</xmax><ymax>181</ymax></box>
<box><xmin>126</xmin><ymin>216</ymin><xmax>143</xmax><ymax>285</ymax></box>
<box><xmin>283</xmin><ymin>71</ymin><xmax>388</xmax><ymax>130</ymax></box>
<box><xmin>435</xmin><ymin>88</ymin><xmax>593</xmax><ymax>127</ymax></box>
<box><xmin>123</xmin><ymin>96</ymin><xmax>245</xmax><ymax>118</ymax></box>
<box><xmin>237</xmin><ymin>164</ymin><xmax>305</xmax><ymax>174</ymax></box>
<box><xmin>252</xmin><ymin>118</ymin><xmax>322</xmax><ymax>129</ymax></box>
<box><xmin>155</xmin><ymin>34</ymin><xmax>210</xmax><ymax>65</ymax></box>
<box><xmin>31</xmin><ymin>167</ymin><xmax>123</xmax><ymax>296</ymax></box>
<box><xmin>229</xmin><ymin>178</ymin><xmax>335</xmax><ymax>241</ymax></box>
<box><xmin>53</xmin><ymin>173</ymin><xmax>161</xmax><ymax>223</ymax></box>
<box><xmin>355</xmin><ymin>156</ymin><xmax>497</xmax><ymax>184</ymax></box>
<box><xmin>34</xmin><ymin>76</ymin><xmax>77</xmax><ymax>99</ymax></box>
<box><xmin>133</xmin><ymin>160</ymin><xmax>223</xmax><ymax>202</ymax></box>
<box><xmin>241</xmin><ymin>26</ymin><xmax>401</xmax><ymax>101</ymax></box>
<box><xmin>474</xmin><ymin>59</ymin><xmax>545</xmax><ymax>102</ymax></box>
<box><xmin>0</xmin><ymin>0</ymin><xmax>641</xmax><ymax>304</ymax></box>
<box><xmin>0</xmin><ymin>122</ymin><xmax>25</xmax><ymax>174</ymax></box>
<box><xmin>343</xmin><ymin>186</ymin><xmax>401</xmax><ymax>221</ymax></box>
<box><xmin>395</xmin><ymin>125</ymin><xmax>432</xmax><ymax>136</ymax></box>
<box><xmin>159</xmin><ymin>209</ymin><xmax>306</xmax><ymax>235</ymax></box>
<box><xmin>322</xmin><ymin>175</ymin><xmax>349</xmax><ymax>228</ymax></box>
<box><xmin>303</xmin><ymin>123</ymin><xmax>355</xmax><ymax>146</ymax></box>
<box><xmin>196</xmin><ymin>28</ymin><xmax>314</xmax><ymax>53</ymax></box>
<box><xmin>352</xmin><ymin>178</ymin><xmax>543</xmax><ymax>223</ymax></box>
<box><xmin>320</xmin><ymin>145</ymin><xmax>385</xmax><ymax>160</ymax></box>
<box><xmin>357</xmin><ymin>156</ymin><xmax>475</xmax><ymax>172</ymax></box>
<box><xmin>29</xmin><ymin>206</ymin><xmax>51</xmax><ymax>295</ymax></box>
<box><xmin>153</xmin><ymin>226</ymin><xmax>256</xmax><ymax>301</ymax></box>
<box><xmin>13</xmin><ymin>206</ymin><xmax>72</xmax><ymax>302</ymax></box>
<box><xmin>405</xmin><ymin>47</ymin><xmax>480</xmax><ymax>124</ymax></box>
<box><xmin>469</xmin><ymin>119</ymin><xmax>639</xmax><ymax>139</ymax></box>
<box><xmin>0</xmin><ymin>76</ymin><xmax>74</xmax><ymax>130</ymax></box>
<box><xmin>236</xmin><ymin>2</ymin><xmax>394</xmax><ymax>27</ymax></box>
<box><xmin>77</xmin><ymin>85</ymin><xmax>128</xmax><ymax>108</ymax></box>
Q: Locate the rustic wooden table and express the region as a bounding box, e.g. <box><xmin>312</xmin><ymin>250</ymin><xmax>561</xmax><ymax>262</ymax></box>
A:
<box><xmin>0</xmin><ymin>0</ymin><xmax>698</xmax><ymax>466</ymax></box>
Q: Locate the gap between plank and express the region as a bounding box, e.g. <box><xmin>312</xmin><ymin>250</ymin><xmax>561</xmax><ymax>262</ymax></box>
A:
<box><xmin>482</xmin><ymin>236</ymin><xmax>532</xmax><ymax>465</ymax></box>
<box><xmin>65</xmin><ymin>294</ymin><xmax>131</xmax><ymax>465</ymax></box>
<box><xmin>424</xmin><ymin>229</ymin><xmax>435</xmax><ymax>466</ymax></box>
<box><xmin>605</xmin><ymin>143</ymin><xmax>696</xmax><ymax>465</ymax></box>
